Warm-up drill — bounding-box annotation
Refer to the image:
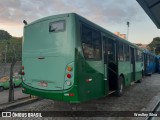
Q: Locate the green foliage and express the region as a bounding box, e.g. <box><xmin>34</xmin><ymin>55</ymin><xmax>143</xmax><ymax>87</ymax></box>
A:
<box><xmin>0</xmin><ymin>37</ymin><xmax>22</xmax><ymax>63</ymax></box>
<box><xmin>148</xmin><ymin>37</ymin><xmax>160</xmax><ymax>55</ymax></box>
<box><xmin>0</xmin><ymin>30</ymin><xmax>12</xmax><ymax>40</ymax></box>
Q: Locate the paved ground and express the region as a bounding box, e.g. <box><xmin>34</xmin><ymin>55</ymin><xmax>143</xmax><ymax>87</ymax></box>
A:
<box><xmin>0</xmin><ymin>87</ymin><xmax>29</xmax><ymax>105</ymax></box>
<box><xmin>1</xmin><ymin>73</ymin><xmax>160</xmax><ymax>120</ymax></box>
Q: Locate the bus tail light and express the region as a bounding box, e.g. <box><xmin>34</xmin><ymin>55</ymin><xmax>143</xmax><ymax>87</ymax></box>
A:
<box><xmin>64</xmin><ymin>63</ymin><xmax>74</xmax><ymax>89</ymax></box>
<box><xmin>67</xmin><ymin>66</ymin><xmax>72</xmax><ymax>71</ymax></box>
<box><xmin>86</xmin><ymin>78</ymin><xmax>92</xmax><ymax>83</ymax></box>
<box><xmin>64</xmin><ymin>93</ymin><xmax>75</xmax><ymax>96</ymax></box>
<box><xmin>69</xmin><ymin>93</ymin><xmax>74</xmax><ymax>96</ymax></box>
<box><xmin>21</xmin><ymin>72</ymin><xmax>25</xmax><ymax>75</ymax></box>
<box><xmin>67</xmin><ymin>74</ymin><xmax>71</xmax><ymax>79</ymax></box>
<box><xmin>66</xmin><ymin>80</ymin><xmax>72</xmax><ymax>86</ymax></box>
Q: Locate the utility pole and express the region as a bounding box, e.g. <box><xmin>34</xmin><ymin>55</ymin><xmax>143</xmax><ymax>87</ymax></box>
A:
<box><xmin>126</xmin><ymin>21</ymin><xmax>130</xmax><ymax>40</ymax></box>
<box><xmin>8</xmin><ymin>59</ymin><xmax>16</xmax><ymax>102</ymax></box>
<box><xmin>8</xmin><ymin>46</ymin><xmax>17</xmax><ymax>102</ymax></box>
<box><xmin>153</xmin><ymin>47</ymin><xmax>156</xmax><ymax>54</ymax></box>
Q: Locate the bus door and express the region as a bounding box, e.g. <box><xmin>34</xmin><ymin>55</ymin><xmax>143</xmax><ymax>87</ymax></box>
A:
<box><xmin>103</xmin><ymin>36</ymin><xmax>118</xmax><ymax>93</ymax></box>
<box><xmin>130</xmin><ymin>47</ymin><xmax>135</xmax><ymax>81</ymax></box>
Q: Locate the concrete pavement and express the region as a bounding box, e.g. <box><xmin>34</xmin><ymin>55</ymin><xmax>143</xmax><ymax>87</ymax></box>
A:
<box><xmin>0</xmin><ymin>87</ymin><xmax>29</xmax><ymax>105</ymax></box>
<box><xmin>0</xmin><ymin>87</ymin><xmax>40</xmax><ymax>111</ymax></box>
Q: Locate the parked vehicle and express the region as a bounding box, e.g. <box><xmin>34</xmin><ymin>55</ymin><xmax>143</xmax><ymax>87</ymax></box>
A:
<box><xmin>157</xmin><ymin>56</ymin><xmax>160</xmax><ymax>73</ymax></box>
<box><xmin>0</xmin><ymin>75</ymin><xmax>22</xmax><ymax>92</ymax></box>
<box><xmin>143</xmin><ymin>50</ymin><xmax>156</xmax><ymax>76</ymax></box>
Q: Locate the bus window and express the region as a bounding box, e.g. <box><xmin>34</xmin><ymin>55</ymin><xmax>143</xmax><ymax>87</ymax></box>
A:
<box><xmin>124</xmin><ymin>44</ymin><xmax>129</xmax><ymax>61</ymax></box>
<box><xmin>103</xmin><ymin>36</ymin><xmax>108</xmax><ymax>64</ymax></box>
<box><xmin>92</xmin><ymin>30</ymin><xmax>101</xmax><ymax>59</ymax></box>
<box><xmin>81</xmin><ymin>25</ymin><xmax>93</xmax><ymax>59</ymax></box>
<box><xmin>108</xmin><ymin>39</ymin><xmax>116</xmax><ymax>63</ymax></box>
<box><xmin>136</xmin><ymin>50</ymin><xmax>142</xmax><ymax>62</ymax></box>
<box><xmin>118</xmin><ymin>42</ymin><xmax>124</xmax><ymax>61</ymax></box>
<box><xmin>81</xmin><ymin>24</ymin><xmax>101</xmax><ymax>60</ymax></box>
<box><xmin>49</xmin><ymin>20</ymin><xmax>65</xmax><ymax>32</ymax></box>
<box><xmin>148</xmin><ymin>55</ymin><xmax>150</xmax><ymax>63</ymax></box>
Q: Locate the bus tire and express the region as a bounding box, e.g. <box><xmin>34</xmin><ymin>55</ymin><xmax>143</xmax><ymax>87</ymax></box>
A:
<box><xmin>116</xmin><ymin>76</ymin><xmax>124</xmax><ymax>97</ymax></box>
<box><xmin>148</xmin><ymin>73</ymin><xmax>151</xmax><ymax>76</ymax></box>
<box><xmin>0</xmin><ymin>86</ymin><xmax>4</xmax><ymax>92</ymax></box>
<box><xmin>137</xmin><ymin>79</ymin><xmax>142</xmax><ymax>83</ymax></box>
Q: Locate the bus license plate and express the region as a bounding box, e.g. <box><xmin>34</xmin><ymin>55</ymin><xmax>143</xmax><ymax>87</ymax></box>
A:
<box><xmin>39</xmin><ymin>81</ymin><xmax>48</xmax><ymax>87</ymax></box>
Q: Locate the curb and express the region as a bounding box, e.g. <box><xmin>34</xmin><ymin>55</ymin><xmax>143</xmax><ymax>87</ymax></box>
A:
<box><xmin>135</xmin><ymin>92</ymin><xmax>160</xmax><ymax>120</ymax></box>
<box><xmin>0</xmin><ymin>97</ymin><xmax>41</xmax><ymax>111</ymax></box>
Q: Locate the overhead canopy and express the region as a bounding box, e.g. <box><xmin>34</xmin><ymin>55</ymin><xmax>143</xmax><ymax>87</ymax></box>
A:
<box><xmin>136</xmin><ymin>0</ymin><xmax>160</xmax><ymax>29</ymax></box>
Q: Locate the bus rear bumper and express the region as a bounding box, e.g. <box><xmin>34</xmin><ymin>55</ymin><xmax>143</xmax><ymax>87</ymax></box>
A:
<box><xmin>22</xmin><ymin>82</ymin><xmax>79</xmax><ymax>103</ymax></box>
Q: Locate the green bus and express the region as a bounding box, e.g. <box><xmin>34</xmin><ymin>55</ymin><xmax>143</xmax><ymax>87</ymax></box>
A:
<box><xmin>22</xmin><ymin>13</ymin><xmax>144</xmax><ymax>103</ymax></box>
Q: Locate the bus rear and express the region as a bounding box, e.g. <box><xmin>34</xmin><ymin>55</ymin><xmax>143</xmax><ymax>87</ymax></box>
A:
<box><xmin>22</xmin><ymin>13</ymin><xmax>78</xmax><ymax>102</ymax></box>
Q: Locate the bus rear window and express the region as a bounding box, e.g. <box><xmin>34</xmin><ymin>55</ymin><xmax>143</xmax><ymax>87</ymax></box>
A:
<box><xmin>49</xmin><ymin>20</ymin><xmax>65</xmax><ymax>32</ymax></box>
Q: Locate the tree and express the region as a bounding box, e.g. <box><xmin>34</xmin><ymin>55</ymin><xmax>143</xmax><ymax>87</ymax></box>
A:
<box><xmin>0</xmin><ymin>36</ymin><xmax>22</xmax><ymax>63</ymax></box>
<box><xmin>0</xmin><ymin>30</ymin><xmax>12</xmax><ymax>40</ymax></box>
<box><xmin>148</xmin><ymin>37</ymin><xmax>160</xmax><ymax>55</ymax></box>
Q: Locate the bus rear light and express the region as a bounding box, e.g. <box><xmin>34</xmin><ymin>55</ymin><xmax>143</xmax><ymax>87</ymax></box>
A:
<box><xmin>66</xmin><ymin>81</ymin><xmax>72</xmax><ymax>86</ymax></box>
<box><xmin>64</xmin><ymin>93</ymin><xmax>74</xmax><ymax>96</ymax></box>
<box><xmin>67</xmin><ymin>66</ymin><xmax>72</xmax><ymax>71</ymax></box>
<box><xmin>67</xmin><ymin>74</ymin><xmax>71</xmax><ymax>78</ymax></box>
<box><xmin>69</xmin><ymin>93</ymin><xmax>74</xmax><ymax>96</ymax></box>
<box><xmin>22</xmin><ymin>87</ymin><xmax>26</xmax><ymax>91</ymax></box>
<box><xmin>22</xmin><ymin>77</ymin><xmax>25</xmax><ymax>81</ymax></box>
<box><xmin>86</xmin><ymin>78</ymin><xmax>92</xmax><ymax>82</ymax></box>
<box><xmin>21</xmin><ymin>72</ymin><xmax>25</xmax><ymax>75</ymax></box>
<box><xmin>22</xmin><ymin>66</ymin><xmax>24</xmax><ymax>70</ymax></box>
<box><xmin>86</xmin><ymin>80</ymin><xmax>90</xmax><ymax>82</ymax></box>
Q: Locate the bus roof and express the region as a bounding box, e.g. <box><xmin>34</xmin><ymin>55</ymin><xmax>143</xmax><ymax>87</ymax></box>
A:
<box><xmin>24</xmin><ymin>12</ymin><xmax>143</xmax><ymax>51</ymax></box>
<box><xmin>75</xmin><ymin>13</ymin><xmax>143</xmax><ymax>51</ymax></box>
<box><xmin>24</xmin><ymin>13</ymin><xmax>71</xmax><ymax>27</ymax></box>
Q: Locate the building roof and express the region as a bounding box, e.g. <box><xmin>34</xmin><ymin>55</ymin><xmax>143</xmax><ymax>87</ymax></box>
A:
<box><xmin>136</xmin><ymin>0</ymin><xmax>160</xmax><ymax>29</ymax></box>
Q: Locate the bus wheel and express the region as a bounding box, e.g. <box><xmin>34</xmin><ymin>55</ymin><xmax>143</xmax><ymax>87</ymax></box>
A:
<box><xmin>116</xmin><ymin>76</ymin><xmax>124</xmax><ymax>97</ymax></box>
<box><xmin>0</xmin><ymin>86</ymin><xmax>4</xmax><ymax>92</ymax></box>
<box><xmin>137</xmin><ymin>79</ymin><xmax>142</xmax><ymax>83</ymax></box>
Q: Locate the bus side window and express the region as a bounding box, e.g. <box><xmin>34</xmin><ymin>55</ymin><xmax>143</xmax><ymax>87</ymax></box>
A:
<box><xmin>124</xmin><ymin>44</ymin><xmax>129</xmax><ymax>61</ymax></box>
<box><xmin>108</xmin><ymin>39</ymin><xmax>116</xmax><ymax>63</ymax></box>
<box><xmin>82</xmin><ymin>43</ymin><xmax>94</xmax><ymax>59</ymax></box>
<box><xmin>81</xmin><ymin>25</ymin><xmax>93</xmax><ymax>59</ymax></box>
<box><xmin>136</xmin><ymin>49</ymin><xmax>142</xmax><ymax>62</ymax></box>
<box><xmin>81</xmin><ymin>24</ymin><xmax>101</xmax><ymax>60</ymax></box>
<box><xmin>118</xmin><ymin>42</ymin><xmax>124</xmax><ymax>61</ymax></box>
<box><xmin>103</xmin><ymin>37</ymin><xmax>108</xmax><ymax>64</ymax></box>
<box><xmin>92</xmin><ymin>29</ymin><xmax>101</xmax><ymax>59</ymax></box>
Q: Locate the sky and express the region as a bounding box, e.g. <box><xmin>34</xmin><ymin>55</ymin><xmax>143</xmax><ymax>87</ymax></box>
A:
<box><xmin>0</xmin><ymin>0</ymin><xmax>160</xmax><ymax>44</ymax></box>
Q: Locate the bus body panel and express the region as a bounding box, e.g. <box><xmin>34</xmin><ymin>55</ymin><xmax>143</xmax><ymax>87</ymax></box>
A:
<box><xmin>23</xmin><ymin>57</ymin><xmax>66</xmax><ymax>90</ymax></box>
<box><xmin>143</xmin><ymin>50</ymin><xmax>156</xmax><ymax>75</ymax></box>
<box><xmin>74</xmin><ymin>16</ymin><xmax>106</xmax><ymax>102</ymax></box>
<box><xmin>156</xmin><ymin>56</ymin><xmax>160</xmax><ymax>73</ymax></box>
<box><xmin>118</xmin><ymin>62</ymin><xmax>131</xmax><ymax>86</ymax></box>
<box><xmin>135</xmin><ymin>62</ymin><xmax>143</xmax><ymax>80</ymax></box>
<box><xmin>22</xmin><ymin>13</ymin><xmax>77</xmax><ymax>102</ymax></box>
<box><xmin>76</xmin><ymin>57</ymin><xmax>105</xmax><ymax>102</ymax></box>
